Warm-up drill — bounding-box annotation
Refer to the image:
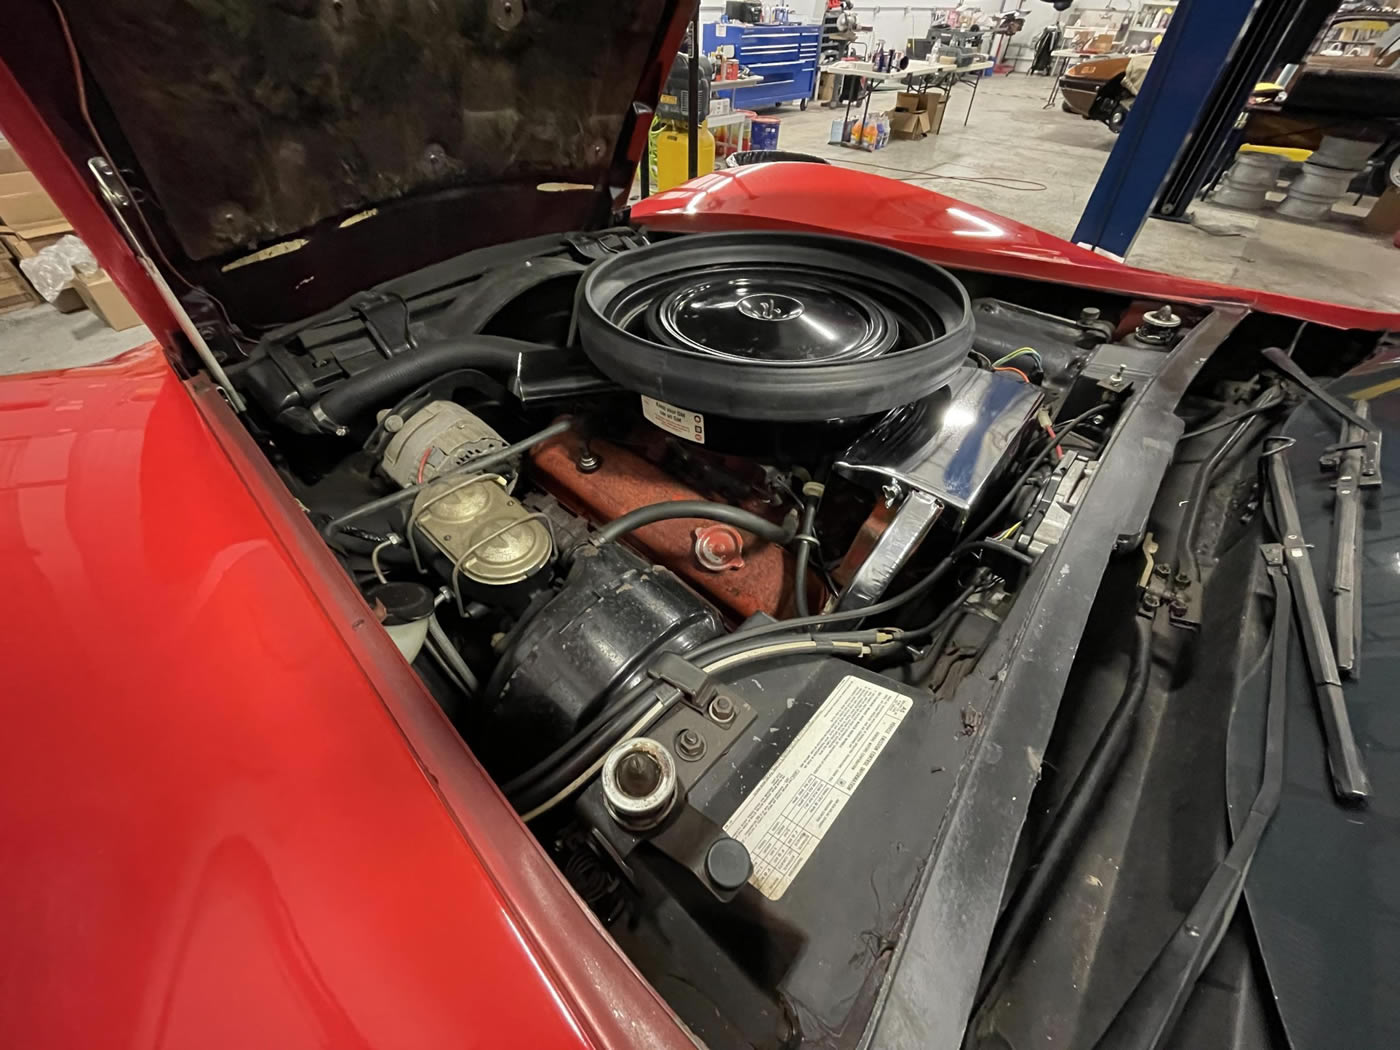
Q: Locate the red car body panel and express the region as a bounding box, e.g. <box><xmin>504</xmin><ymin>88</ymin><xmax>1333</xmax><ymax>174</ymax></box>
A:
<box><xmin>0</xmin><ymin>348</ymin><xmax>692</xmax><ymax>1050</ymax></box>
<box><xmin>632</xmin><ymin>165</ymin><xmax>1400</xmax><ymax>331</ymax></box>
<box><xmin>0</xmin><ymin>31</ymin><xmax>1396</xmax><ymax>1050</ymax></box>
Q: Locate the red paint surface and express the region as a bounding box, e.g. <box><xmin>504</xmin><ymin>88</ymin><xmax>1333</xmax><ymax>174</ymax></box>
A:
<box><xmin>0</xmin><ymin>347</ymin><xmax>690</xmax><ymax>1050</ymax></box>
<box><xmin>0</xmin><ymin>16</ymin><xmax>1393</xmax><ymax>1042</ymax></box>
<box><xmin>533</xmin><ymin>433</ymin><xmax>809</xmax><ymax>620</ymax></box>
<box><xmin>632</xmin><ymin>165</ymin><xmax>1400</xmax><ymax>330</ymax></box>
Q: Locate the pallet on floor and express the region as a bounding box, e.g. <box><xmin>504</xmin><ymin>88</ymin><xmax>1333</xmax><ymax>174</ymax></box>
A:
<box><xmin>0</xmin><ymin>256</ymin><xmax>41</xmax><ymax>314</ymax></box>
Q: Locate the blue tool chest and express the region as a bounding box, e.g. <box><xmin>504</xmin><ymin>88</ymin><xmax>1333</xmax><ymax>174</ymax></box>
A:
<box><xmin>701</xmin><ymin>22</ymin><xmax>821</xmax><ymax>109</ymax></box>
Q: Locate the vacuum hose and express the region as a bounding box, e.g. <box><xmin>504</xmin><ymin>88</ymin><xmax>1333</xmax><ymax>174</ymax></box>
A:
<box><xmin>793</xmin><ymin>481</ymin><xmax>824</xmax><ymax>618</ymax></box>
<box><xmin>312</xmin><ymin>336</ymin><xmax>536</xmax><ymax>433</ymax></box>
<box><xmin>592</xmin><ymin>501</ymin><xmax>798</xmax><ymax>548</ymax></box>
<box><xmin>973</xmin><ymin>614</ymin><xmax>1155</xmax><ymax>1010</ymax></box>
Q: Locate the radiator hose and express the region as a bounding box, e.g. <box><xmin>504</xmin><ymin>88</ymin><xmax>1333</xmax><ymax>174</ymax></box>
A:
<box><xmin>311</xmin><ymin>336</ymin><xmax>535</xmax><ymax>434</ymax></box>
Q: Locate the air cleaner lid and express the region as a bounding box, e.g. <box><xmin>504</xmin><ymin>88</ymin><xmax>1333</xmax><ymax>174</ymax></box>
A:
<box><xmin>578</xmin><ymin>232</ymin><xmax>973</xmax><ymax>422</ymax></box>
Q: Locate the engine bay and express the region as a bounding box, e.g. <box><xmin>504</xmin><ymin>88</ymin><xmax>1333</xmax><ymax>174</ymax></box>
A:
<box><xmin>8</xmin><ymin>1</ymin><xmax>1400</xmax><ymax>1044</ymax></box>
<box><xmin>227</xmin><ymin>227</ymin><xmax>1209</xmax><ymax>1047</ymax></box>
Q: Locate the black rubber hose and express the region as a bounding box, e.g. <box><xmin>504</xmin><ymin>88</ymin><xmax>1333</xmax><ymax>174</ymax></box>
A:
<box><xmin>965</xmin><ymin>404</ymin><xmax>1109</xmax><ymax>540</ymax></box>
<box><xmin>1174</xmin><ymin>390</ymin><xmax>1280</xmax><ymax>581</ymax></box>
<box><xmin>506</xmin><ymin>630</ymin><xmax>890</xmax><ymax>814</ymax></box>
<box><xmin>974</xmin><ymin>615</ymin><xmax>1154</xmax><ymax>1011</ymax></box>
<box><xmin>1090</xmin><ymin>572</ymin><xmax>1288</xmax><ymax>1050</ymax></box>
<box><xmin>321</xmin><ymin>418</ymin><xmax>572</xmax><ymax>544</ymax></box>
<box><xmin>313</xmin><ymin>335</ymin><xmax>538</xmax><ymax>432</ymax></box>
<box><xmin>793</xmin><ymin>483</ymin><xmax>823</xmax><ymax>618</ymax></box>
<box><xmin>592</xmin><ymin>500</ymin><xmax>798</xmax><ymax>548</ymax></box>
<box><xmin>504</xmin><ymin>539</ymin><xmax>1032</xmax><ymax>804</ymax></box>
<box><xmin>361</xmin><ymin>367</ymin><xmax>507</xmax><ymax>454</ymax></box>
<box><xmin>506</xmin><ymin>417</ymin><xmax>1092</xmax><ymax>799</ymax></box>
<box><xmin>690</xmin><ymin>540</ymin><xmax>1031</xmax><ymax>663</ymax></box>
<box><xmin>1180</xmin><ymin>399</ymin><xmax>1283</xmax><ymax>440</ymax></box>
<box><xmin>507</xmin><ymin>415</ymin><xmax>1105</xmax><ymax>812</ymax></box>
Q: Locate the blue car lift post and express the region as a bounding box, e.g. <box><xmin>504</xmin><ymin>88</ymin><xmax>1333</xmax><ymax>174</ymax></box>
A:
<box><xmin>1070</xmin><ymin>0</ymin><xmax>1325</xmax><ymax>258</ymax></box>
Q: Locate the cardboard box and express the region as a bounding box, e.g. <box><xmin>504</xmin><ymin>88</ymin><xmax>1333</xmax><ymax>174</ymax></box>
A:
<box><xmin>889</xmin><ymin>109</ymin><xmax>931</xmax><ymax>139</ymax></box>
<box><xmin>0</xmin><ymin>257</ymin><xmax>37</xmax><ymax>303</ymax></box>
<box><xmin>0</xmin><ymin>223</ymin><xmax>73</xmax><ymax>259</ymax></box>
<box><xmin>818</xmin><ymin>72</ymin><xmax>835</xmax><ymax>102</ymax></box>
<box><xmin>890</xmin><ymin>90</ymin><xmax>946</xmax><ymax>139</ymax></box>
<box><xmin>73</xmin><ymin>269</ymin><xmax>142</xmax><ymax>331</ymax></box>
<box><xmin>1363</xmin><ymin>187</ymin><xmax>1400</xmax><ymax>236</ymax></box>
<box><xmin>0</xmin><ymin>291</ymin><xmax>37</xmax><ymax>315</ymax></box>
<box><xmin>0</xmin><ymin>170</ymin><xmax>64</xmax><ymax>228</ymax></box>
<box><xmin>0</xmin><ymin>170</ymin><xmax>42</xmax><ymax>197</ymax></box>
<box><xmin>0</xmin><ymin>223</ymin><xmax>80</xmax><ymax>310</ymax></box>
<box><xmin>0</xmin><ymin>192</ymin><xmax>63</xmax><ymax>228</ymax></box>
<box><xmin>0</xmin><ymin>139</ymin><xmax>25</xmax><ymax>175</ymax></box>
<box><xmin>895</xmin><ymin>90</ymin><xmax>930</xmax><ymax>113</ymax></box>
<box><xmin>0</xmin><ymin>257</ymin><xmax>39</xmax><ymax>314</ymax></box>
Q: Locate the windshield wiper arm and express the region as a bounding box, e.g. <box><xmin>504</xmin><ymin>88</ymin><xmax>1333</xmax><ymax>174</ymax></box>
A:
<box><xmin>1320</xmin><ymin>399</ymin><xmax>1375</xmax><ymax>678</ymax></box>
<box><xmin>1260</xmin><ymin>346</ymin><xmax>1376</xmax><ymax>436</ymax></box>
<box><xmin>1265</xmin><ymin>445</ymin><xmax>1371</xmax><ymax>801</ymax></box>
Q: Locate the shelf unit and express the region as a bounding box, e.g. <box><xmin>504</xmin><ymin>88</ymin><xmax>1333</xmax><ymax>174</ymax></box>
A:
<box><xmin>1317</xmin><ymin>9</ymin><xmax>1400</xmax><ymax>56</ymax></box>
<box><xmin>1130</xmin><ymin>0</ymin><xmax>1175</xmax><ymax>39</ymax></box>
<box><xmin>1064</xmin><ymin>6</ymin><xmax>1131</xmax><ymax>50</ymax></box>
<box><xmin>702</xmin><ymin>21</ymin><xmax>821</xmax><ymax>109</ymax></box>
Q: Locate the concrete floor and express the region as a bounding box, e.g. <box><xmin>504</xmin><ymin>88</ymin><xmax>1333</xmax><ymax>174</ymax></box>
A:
<box><xmin>1</xmin><ymin>74</ymin><xmax>1395</xmax><ymax>378</ymax></box>
<box><xmin>0</xmin><ymin>300</ymin><xmax>152</xmax><ymax>376</ymax></box>
<box><xmin>772</xmin><ymin>73</ymin><xmax>1400</xmax><ymax>312</ymax></box>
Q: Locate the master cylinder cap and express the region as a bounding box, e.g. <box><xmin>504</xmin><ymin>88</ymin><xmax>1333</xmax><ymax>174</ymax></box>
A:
<box><xmin>410</xmin><ymin>474</ymin><xmax>552</xmax><ymax>587</ymax></box>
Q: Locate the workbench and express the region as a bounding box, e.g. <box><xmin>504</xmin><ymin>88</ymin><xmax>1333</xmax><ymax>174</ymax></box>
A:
<box><xmin>710</xmin><ymin>74</ymin><xmax>765</xmax><ymax>97</ymax></box>
<box><xmin>821</xmin><ymin>58</ymin><xmax>995</xmax><ymax>139</ymax></box>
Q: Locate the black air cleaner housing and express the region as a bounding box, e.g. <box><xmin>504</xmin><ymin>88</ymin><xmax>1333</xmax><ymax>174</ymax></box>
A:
<box><xmin>578</xmin><ymin>233</ymin><xmax>973</xmax><ymax>422</ymax></box>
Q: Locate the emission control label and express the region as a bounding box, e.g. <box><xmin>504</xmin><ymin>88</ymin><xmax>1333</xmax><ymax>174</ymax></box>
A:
<box><xmin>723</xmin><ymin>676</ymin><xmax>912</xmax><ymax>901</ymax></box>
<box><xmin>641</xmin><ymin>396</ymin><xmax>705</xmax><ymax>444</ymax></box>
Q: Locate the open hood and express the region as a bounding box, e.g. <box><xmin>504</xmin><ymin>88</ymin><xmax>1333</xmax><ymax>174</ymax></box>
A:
<box><xmin>11</xmin><ymin>0</ymin><xmax>691</xmax><ymax>328</ymax></box>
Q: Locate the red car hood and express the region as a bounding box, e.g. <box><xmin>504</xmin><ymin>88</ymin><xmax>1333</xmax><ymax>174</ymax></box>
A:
<box><xmin>632</xmin><ymin>164</ymin><xmax>1400</xmax><ymax>331</ymax></box>
<box><xmin>0</xmin><ymin>0</ymin><xmax>694</xmax><ymax>325</ymax></box>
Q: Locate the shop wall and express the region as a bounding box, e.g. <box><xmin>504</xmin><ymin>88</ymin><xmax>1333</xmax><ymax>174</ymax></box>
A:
<box><xmin>697</xmin><ymin>3</ymin><xmax>1150</xmax><ymax>72</ymax></box>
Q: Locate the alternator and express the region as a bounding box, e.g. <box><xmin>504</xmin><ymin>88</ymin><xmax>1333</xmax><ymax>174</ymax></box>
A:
<box><xmin>381</xmin><ymin>401</ymin><xmax>507</xmax><ymax>488</ymax></box>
